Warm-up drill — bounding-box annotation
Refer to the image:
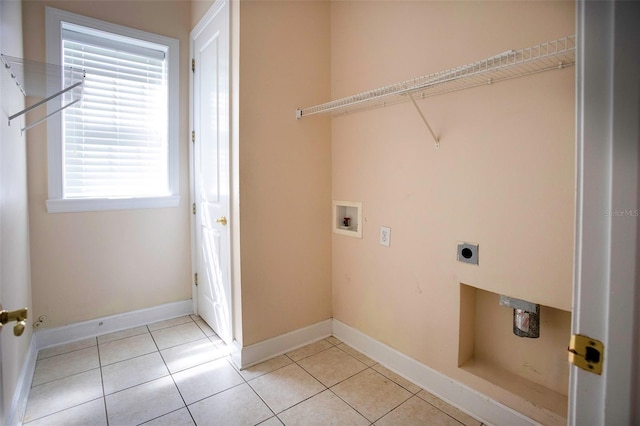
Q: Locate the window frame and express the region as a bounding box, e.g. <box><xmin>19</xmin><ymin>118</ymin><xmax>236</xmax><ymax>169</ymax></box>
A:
<box><xmin>45</xmin><ymin>7</ymin><xmax>180</xmax><ymax>213</ymax></box>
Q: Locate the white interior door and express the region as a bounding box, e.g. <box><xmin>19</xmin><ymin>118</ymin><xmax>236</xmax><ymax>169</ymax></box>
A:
<box><xmin>192</xmin><ymin>0</ymin><xmax>232</xmax><ymax>344</ymax></box>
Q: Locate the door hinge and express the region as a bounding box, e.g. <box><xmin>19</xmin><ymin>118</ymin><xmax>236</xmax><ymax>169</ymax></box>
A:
<box><xmin>192</xmin><ymin>58</ymin><xmax>195</xmax><ymax>72</ymax></box>
<box><xmin>194</xmin><ymin>272</ymin><xmax>198</xmax><ymax>286</ymax></box>
<box><xmin>192</xmin><ymin>203</ymin><xmax>196</xmax><ymax>215</ymax></box>
<box><xmin>568</xmin><ymin>334</ymin><xmax>604</xmax><ymax>375</ymax></box>
<box><xmin>192</xmin><ymin>130</ymin><xmax>195</xmax><ymax>143</ymax></box>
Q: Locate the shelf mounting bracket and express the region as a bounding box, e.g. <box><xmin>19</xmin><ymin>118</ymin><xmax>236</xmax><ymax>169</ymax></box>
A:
<box><xmin>406</xmin><ymin>91</ymin><xmax>440</xmax><ymax>149</ymax></box>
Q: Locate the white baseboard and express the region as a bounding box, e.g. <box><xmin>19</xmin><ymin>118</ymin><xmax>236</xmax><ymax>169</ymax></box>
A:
<box><xmin>332</xmin><ymin>319</ymin><xmax>536</xmax><ymax>426</ymax></box>
<box><xmin>6</xmin><ymin>335</ymin><xmax>38</xmax><ymax>426</ymax></box>
<box><xmin>232</xmin><ymin>318</ymin><xmax>332</xmax><ymax>369</ymax></box>
<box><xmin>35</xmin><ymin>299</ymin><xmax>193</xmax><ymax>350</ymax></box>
<box><xmin>229</xmin><ymin>339</ymin><xmax>244</xmax><ymax>370</ymax></box>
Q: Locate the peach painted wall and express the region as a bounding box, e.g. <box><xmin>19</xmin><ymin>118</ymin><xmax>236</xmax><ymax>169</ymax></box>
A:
<box><xmin>23</xmin><ymin>1</ymin><xmax>192</xmax><ymax>328</ymax></box>
<box><xmin>192</xmin><ymin>0</ymin><xmax>332</xmax><ymax>346</ymax></box>
<box><xmin>1</xmin><ymin>0</ymin><xmax>33</xmax><ymax>421</ymax></box>
<box><xmin>238</xmin><ymin>0</ymin><xmax>332</xmax><ymax>345</ymax></box>
<box><xmin>191</xmin><ymin>0</ymin><xmax>213</xmax><ymax>28</ymax></box>
<box><xmin>331</xmin><ymin>1</ymin><xmax>574</xmax><ymax>423</ymax></box>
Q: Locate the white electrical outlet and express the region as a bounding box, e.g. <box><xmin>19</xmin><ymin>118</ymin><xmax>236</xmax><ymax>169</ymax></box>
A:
<box><xmin>379</xmin><ymin>226</ymin><xmax>391</xmax><ymax>247</ymax></box>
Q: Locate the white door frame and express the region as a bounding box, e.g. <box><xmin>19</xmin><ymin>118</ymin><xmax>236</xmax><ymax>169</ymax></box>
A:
<box><xmin>189</xmin><ymin>0</ymin><xmax>234</xmax><ymax>343</ymax></box>
<box><xmin>570</xmin><ymin>0</ymin><xmax>640</xmax><ymax>423</ymax></box>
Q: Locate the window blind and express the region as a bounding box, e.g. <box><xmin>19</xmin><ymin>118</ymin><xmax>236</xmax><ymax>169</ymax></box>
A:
<box><xmin>62</xmin><ymin>26</ymin><xmax>169</xmax><ymax>198</ymax></box>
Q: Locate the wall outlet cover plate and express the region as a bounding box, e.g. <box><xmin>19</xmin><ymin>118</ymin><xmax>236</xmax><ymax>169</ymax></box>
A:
<box><xmin>380</xmin><ymin>226</ymin><xmax>391</xmax><ymax>247</ymax></box>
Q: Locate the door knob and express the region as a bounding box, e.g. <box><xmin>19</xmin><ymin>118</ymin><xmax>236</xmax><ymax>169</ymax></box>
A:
<box><xmin>14</xmin><ymin>320</ymin><xmax>26</xmax><ymax>336</ymax></box>
<box><xmin>216</xmin><ymin>216</ymin><xmax>227</xmax><ymax>226</ymax></box>
<box><xmin>0</xmin><ymin>305</ymin><xmax>28</xmax><ymax>336</ymax></box>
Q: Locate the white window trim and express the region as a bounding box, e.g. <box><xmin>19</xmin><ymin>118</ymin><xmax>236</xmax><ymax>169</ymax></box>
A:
<box><xmin>45</xmin><ymin>7</ymin><xmax>180</xmax><ymax>213</ymax></box>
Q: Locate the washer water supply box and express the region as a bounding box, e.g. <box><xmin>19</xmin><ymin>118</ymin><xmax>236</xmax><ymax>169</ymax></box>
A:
<box><xmin>499</xmin><ymin>295</ymin><xmax>540</xmax><ymax>338</ymax></box>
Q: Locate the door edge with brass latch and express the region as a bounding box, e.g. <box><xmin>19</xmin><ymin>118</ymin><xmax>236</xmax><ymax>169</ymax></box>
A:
<box><xmin>568</xmin><ymin>334</ymin><xmax>604</xmax><ymax>375</ymax></box>
<box><xmin>0</xmin><ymin>304</ymin><xmax>29</xmax><ymax>336</ymax></box>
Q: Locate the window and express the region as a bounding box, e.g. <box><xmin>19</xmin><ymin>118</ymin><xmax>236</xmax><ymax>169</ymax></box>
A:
<box><xmin>45</xmin><ymin>8</ymin><xmax>179</xmax><ymax>213</ymax></box>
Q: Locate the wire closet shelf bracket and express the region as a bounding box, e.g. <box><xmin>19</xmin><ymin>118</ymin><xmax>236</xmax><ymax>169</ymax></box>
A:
<box><xmin>1</xmin><ymin>54</ymin><xmax>85</xmax><ymax>133</ymax></box>
<box><xmin>295</xmin><ymin>35</ymin><xmax>576</xmax><ymax>148</ymax></box>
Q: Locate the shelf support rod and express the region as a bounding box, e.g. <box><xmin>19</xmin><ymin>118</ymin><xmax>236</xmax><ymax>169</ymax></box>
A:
<box><xmin>20</xmin><ymin>98</ymin><xmax>81</xmax><ymax>133</ymax></box>
<box><xmin>406</xmin><ymin>91</ymin><xmax>440</xmax><ymax>149</ymax></box>
<box><xmin>8</xmin><ymin>81</ymin><xmax>83</xmax><ymax>124</ymax></box>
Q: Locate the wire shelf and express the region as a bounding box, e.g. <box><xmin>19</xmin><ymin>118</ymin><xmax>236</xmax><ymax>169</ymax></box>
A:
<box><xmin>1</xmin><ymin>54</ymin><xmax>85</xmax><ymax>133</ymax></box>
<box><xmin>296</xmin><ymin>35</ymin><xmax>575</xmax><ymax>119</ymax></box>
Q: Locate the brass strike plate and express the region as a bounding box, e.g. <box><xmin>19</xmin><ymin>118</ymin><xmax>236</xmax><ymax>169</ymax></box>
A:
<box><xmin>568</xmin><ymin>334</ymin><xmax>604</xmax><ymax>375</ymax></box>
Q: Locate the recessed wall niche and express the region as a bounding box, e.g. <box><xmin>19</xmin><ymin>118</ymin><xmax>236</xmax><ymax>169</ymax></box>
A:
<box><xmin>458</xmin><ymin>284</ymin><xmax>572</xmax><ymax>419</ymax></box>
<box><xmin>333</xmin><ymin>200</ymin><xmax>362</xmax><ymax>238</ymax></box>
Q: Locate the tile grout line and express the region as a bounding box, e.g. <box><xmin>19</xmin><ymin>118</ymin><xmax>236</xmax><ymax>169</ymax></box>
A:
<box><xmin>280</xmin><ymin>337</ymin><xmax>368</xmax><ymax>423</ymax></box>
<box><xmin>272</xmin><ymin>367</ymin><xmax>328</xmax><ymax>418</ymax></box>
<box><xmin>96</xmin><ymin>336</ymin><xmax>111</xmax><ymax>426</ymax></box>
<box><xmin>330</xmin><ymin>337</ymin><xmax>471</xmax><ymax>424</ymax></box>
<box><xmin>165</xmin><ymin>316</ymin><xmax>224</xmax><ymax>426</ymax></box>
<box><xmin>30</xmin><ymin>344</ymin><xmax>102</xmax><ymax>387</ymax></box>
<box><xmin>27</xmin><ymin>366</ymin><xmax>100</xmax><ymax>389</ymax></box>
<box><xmin>289</xmin><ymin>337</ymin><xmax>464</xmax><ymax>425</ymax></box>
<box><xmin>166</xmin><ymin>360</ymin><xmax>198</xmax><ymax>424</ymax></box>
<box><xmin>148</xmin><ymin>317</ymin><xmax>213</xmax><ymax>353</ymax></box>
<box><xmin>415</xmin><ymin>394</ymin><xmax>469</xmax><ymax>426</ymax></box>
<box><xmin>235</xmin><ymin>356</ymin><xmax>282</xmax><ymax>424</ymax></box>
<box><xmin>146</xmin><ymin>322</ymin><xmax>196</xmax><ymax>425</ymax></box>
<box><xmin>25</xmin><ymin>337</ymin><xmax>103</xmax><ymax>425</ymax></box>
<box><xmin>21</xmin><ymin>397</ymin><xmax>106</xmax><ymax>426</ymax></box>
<box><xmin>100</xmin><ymin>317</ymin><xmax>200</xmax><ymax>425</ymax></box>
<box><xmin>37</xmin><ymin>341</ymin><xmax>98</xmax><ymax>361</ymax></box>
<box><xmin>295</xmin><ymin>338</ymin><xmax>375</xmax><ymax>423</ymax></box>
<box><xmin>24</xmin><ymin>316</ymin><xmax>197</xmax><ymax>426</ymax></box>
<box><xmin>283</xmin><ymin>338</ymin><xmax>372</xmax><ymax>424</ymax></box>
<box><xmin>101</xmin><ymin>327</ymin><xmax>168</xmax><ymax>395</ymax></box>
<box><xmin>322</xmin><ymin>365</ymin><xmax>377</xmax><ymax>425</ymax></box>
<box><xmin>233</xmin><ymin>345</ymin><xmax>338</xmax><ymax>423</ymax></box>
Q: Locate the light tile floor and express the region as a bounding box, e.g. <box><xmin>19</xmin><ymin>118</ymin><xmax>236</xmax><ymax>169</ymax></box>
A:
<box><xmin>24</xmin><ymin>315</ymin><xmax>484</xmax><ymax>426</ymax></box>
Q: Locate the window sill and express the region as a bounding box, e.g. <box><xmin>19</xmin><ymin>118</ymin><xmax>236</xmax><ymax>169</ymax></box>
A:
<box><xmin>46</xmin><ymin>195</ymin><xmax>180</xmax><ymax>213</ymax></box>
